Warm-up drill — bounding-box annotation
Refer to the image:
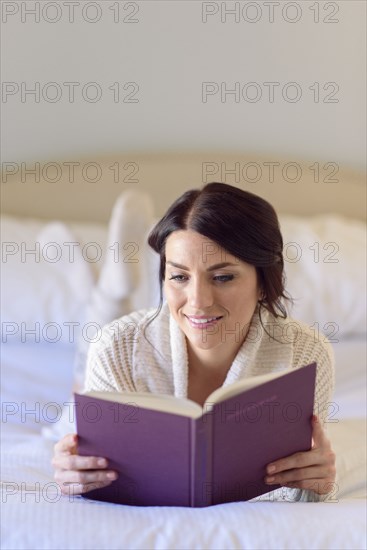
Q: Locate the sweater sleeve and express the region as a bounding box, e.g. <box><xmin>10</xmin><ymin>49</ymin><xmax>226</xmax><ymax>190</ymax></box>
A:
<box><xmin>82</xmin><ymin>311</ymin><xmax>147</xmax><ymax>393</ymax></box>
<box><xmin>291</xmin><ymin>328</ymin><xmax>335</xmax><ymax>427</ymax></box>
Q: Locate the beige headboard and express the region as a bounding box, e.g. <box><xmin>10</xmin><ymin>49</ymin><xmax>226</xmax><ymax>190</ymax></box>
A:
<box><xmin>1</xmin><ymin>152</ymin><xmax>366</xmax><ymax>222</ymax></box>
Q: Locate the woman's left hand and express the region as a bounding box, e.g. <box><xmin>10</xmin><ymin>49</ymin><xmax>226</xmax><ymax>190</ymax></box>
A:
<box><xmin>264</xmin><ymin>415</ymin><xmax>336</xmax><ymax>495</ymax></box>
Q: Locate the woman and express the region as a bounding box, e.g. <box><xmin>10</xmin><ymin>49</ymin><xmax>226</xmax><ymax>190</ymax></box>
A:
<box><xmin>52</xmin><ymin>182</ymin><xmax>336</xmax><ymax>501</ymax></box>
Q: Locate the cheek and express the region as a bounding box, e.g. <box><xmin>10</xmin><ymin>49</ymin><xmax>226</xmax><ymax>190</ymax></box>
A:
<box><xmin>164</xmin><ymin>283</ymin><xmax>184</xmax><ymax>307</ymax></box>
<box><xmin>229</xmin><ymin>282</ymin><xmax>259</xmax><ymax>310</ymax></box>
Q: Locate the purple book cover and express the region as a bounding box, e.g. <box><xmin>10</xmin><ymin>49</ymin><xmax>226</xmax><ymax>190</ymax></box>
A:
<box><xmin>202</xmin><ymin>362</ymin><xmax>316</xmax><ymax>505</ymax></box>
<box><xmin>75</xmin><ymin>362</ymin><xmax>316</xmax><ymax>507</ymax></box>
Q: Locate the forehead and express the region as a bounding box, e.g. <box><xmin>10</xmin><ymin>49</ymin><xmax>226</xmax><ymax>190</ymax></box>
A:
<box><xmin>165</xmin><ymin>230</ymin><xmax>237</xmax><ymax>264</ymax></box>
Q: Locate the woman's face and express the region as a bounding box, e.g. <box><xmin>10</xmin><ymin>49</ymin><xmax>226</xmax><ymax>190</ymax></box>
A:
<box><xmin>164</xmin><ymin>230</ymin><xmax>261</xmax><ymax>353</ymax></box>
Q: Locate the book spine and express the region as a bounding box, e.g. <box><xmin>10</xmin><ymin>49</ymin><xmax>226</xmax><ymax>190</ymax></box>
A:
<box><xmin>191</xmin><ymin>416</ymin><xmax>213</xmax><ymax>507</ymax></box>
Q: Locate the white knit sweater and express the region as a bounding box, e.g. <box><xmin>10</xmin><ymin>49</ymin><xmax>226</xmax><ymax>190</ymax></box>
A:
<box><xmin>83</xmin><ymin>301</ymin><xmax>335</xmax><ymax>503</ymax></box>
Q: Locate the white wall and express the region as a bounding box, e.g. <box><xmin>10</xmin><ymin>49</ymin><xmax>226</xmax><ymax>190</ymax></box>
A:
<box><xmin>1</xmin><ymin>0</ymin><xmax>366</xmax><ymax>171</ymax></box>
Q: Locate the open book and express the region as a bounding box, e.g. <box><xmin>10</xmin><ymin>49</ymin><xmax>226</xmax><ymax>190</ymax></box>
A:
<box><xmin>75</xmin><ymin>362</ymin><xmax>316</xmax><ymax>507</ymax></box>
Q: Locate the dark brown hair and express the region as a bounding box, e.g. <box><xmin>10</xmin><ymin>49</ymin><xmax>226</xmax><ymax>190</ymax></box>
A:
<box><xmin>146</xmin><ymin>182</ymin><xmax>291</xmax><ymax>331</ymax></box>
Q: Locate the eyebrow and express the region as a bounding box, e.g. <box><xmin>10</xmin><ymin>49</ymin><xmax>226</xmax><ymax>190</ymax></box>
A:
<box><xmin>166</xmin><ymin>261</ymin><xmax>239</xmax><ymax>272</ymax></box>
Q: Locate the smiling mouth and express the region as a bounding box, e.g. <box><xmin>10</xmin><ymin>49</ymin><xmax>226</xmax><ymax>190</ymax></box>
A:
<box><xmin>185</xmin><ymin>315</ymin><xmax>223</xmax><ymax>327</ymax></box>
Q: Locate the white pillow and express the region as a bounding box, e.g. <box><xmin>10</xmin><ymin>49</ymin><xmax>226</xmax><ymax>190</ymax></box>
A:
<box><xmin>280</xmin><ymin>215</ymin><xmax>366</xmax><ymax>339</ymax></box>
<box><xmin>1</xmin><ymin>215</ymin><xmax>107</xmax><ymax>345</ymax></box>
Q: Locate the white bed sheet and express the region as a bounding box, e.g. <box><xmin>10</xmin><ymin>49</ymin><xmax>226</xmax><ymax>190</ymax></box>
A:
<box><xmin>1</xmin><ymin>340</ymin><xmax>366</xmax><ymax>550</ymax></box>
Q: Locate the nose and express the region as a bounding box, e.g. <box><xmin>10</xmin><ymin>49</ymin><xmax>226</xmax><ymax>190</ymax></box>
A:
<box><xmin>187</xmin><ymin>277</ymin><xmax>214</xmax><ymax>310</ymax></box>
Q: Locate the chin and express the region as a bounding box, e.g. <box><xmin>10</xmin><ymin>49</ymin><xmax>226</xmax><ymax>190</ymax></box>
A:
<box><xmin>183</xmin><ymin>331</ymin><xmax>221</xmax><ymax>350</ymax></box>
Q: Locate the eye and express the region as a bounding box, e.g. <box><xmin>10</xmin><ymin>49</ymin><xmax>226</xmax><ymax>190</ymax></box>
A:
<box><xmin>168</xmin><ymin>274</ymin><xmax>187</xmax><ymax>283</ymax></box>
<box><xmin>213</xmin><ymin>274</ymin><xmax>234</xmax><ymax>283</ymax></box>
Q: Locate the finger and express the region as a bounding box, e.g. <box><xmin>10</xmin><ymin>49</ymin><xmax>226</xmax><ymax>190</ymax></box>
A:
<box><xmin>266</xmin><ymin>449</ymin><xmax>319</xmax><ymax>476</ymax></box>
<box><xmin>52</xmin><ymin>454</ymin><xmax>109</xmax><ymax>471</ymax></box>
<box><xmin>265</xmin><ymin>465</ymin><xmax>330</xmax><ymax>485</ymax></box>
<box><xmin>54</xmin><ymin>468</ymin><xmax>118</xmax><ymax>486</ymax></box>
<box><xmin>58</xmin><ymin>480</ymin><xmax>115</xmax><ymax>496</ymax></box>
<box><xmin>54</xmin><ymin>433</ymin><xmax>78</xmax><ymax>454</ymax></box>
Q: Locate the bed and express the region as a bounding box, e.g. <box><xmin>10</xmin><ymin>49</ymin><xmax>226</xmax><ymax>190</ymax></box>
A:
<box><xmin>1</xmin><ymin>152</ymin><xmax>366</xmax><ymax>549</ymax></box>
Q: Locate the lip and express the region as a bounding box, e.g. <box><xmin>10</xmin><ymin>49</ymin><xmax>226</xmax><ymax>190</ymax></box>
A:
<box><xmin>185</xmin><ymin>314</ymin><xmax>223</xmax><ymax>329</ymax></box>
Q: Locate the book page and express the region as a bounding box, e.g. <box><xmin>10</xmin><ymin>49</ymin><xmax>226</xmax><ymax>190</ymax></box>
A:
<box><xmin>204</xmin><ymin>367</ymin><xmax>295</xmax><ymax>411</ymax></box>
<box><xmin>81</xmin><ymin>390</ymin><xmax>203</xmax><ymax>418</ymax></box>
<box><xmin>81</xmin><ymin>364</ymin><xmax>310</xmax><ymax>419</ymax></box>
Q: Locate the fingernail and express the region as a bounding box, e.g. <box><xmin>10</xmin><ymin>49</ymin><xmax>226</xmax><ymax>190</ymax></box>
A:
<box><xmin>267</xmin><ymin>465</ymin><xmax>276</xmax><ymax>474</ymax></box>
<box><xmin>98</xmin><ymin>459</ymin><xmax>107</xmax><ymax>467</ymax></box>
<box><xmin>266</xmin><ymin>477</ymin><xmax>275</xmax><ymax>483</ymax></box>
<box><xmin>107</xmin><ymin>472</ymin><xmax>117</xmax><ymax>480</ymax></box>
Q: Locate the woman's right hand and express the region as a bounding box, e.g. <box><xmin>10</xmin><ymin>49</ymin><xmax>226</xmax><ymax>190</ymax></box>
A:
<box><xmin>52</xmin><ymin>433</ymin><xmax>118</xmax><ymax>496</ymax></box>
